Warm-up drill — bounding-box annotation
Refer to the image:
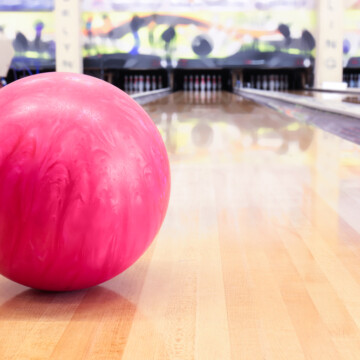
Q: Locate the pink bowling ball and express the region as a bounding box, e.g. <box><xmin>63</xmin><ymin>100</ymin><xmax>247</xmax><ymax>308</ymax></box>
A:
<box><xmin>0</xmin><ymin>72</ymin><xmax>170</xmax><ymax>291</ymax></box>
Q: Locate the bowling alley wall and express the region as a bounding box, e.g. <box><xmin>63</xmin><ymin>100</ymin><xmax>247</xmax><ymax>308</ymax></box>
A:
<box><xmin>1</xmin><ymin>0</ymin><xmax>315</xmax><ymax>71</ymax></box>
<box><xmin>1</xmin><ymin>0</ymin><xmax>360</xmax><ymax>84</ymax></box>
<box><xmin>344</xmin><ymin>3</ymin><xmax>360</xmax><ymax>66</ymax></box>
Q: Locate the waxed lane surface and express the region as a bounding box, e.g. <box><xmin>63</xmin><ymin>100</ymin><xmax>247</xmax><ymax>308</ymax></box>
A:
<box><xmin>2</xmin><ymin>91</ymin><xmax>360</xmax><ymax>359</ymax></box>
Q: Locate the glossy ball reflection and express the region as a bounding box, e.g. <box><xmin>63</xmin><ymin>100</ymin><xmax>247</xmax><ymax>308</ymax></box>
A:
<box><xmin>0</xmin><ymin>73</ymin><xmax>170</xmax><ymax>291</ymax></box>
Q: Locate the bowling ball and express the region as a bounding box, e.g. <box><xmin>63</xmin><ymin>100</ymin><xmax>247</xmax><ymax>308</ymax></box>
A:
<box><xmin>0</xmin><ymin>72</ymin><xmax>170</xmax><ymax>291</ymax></box>
<box><xmin>191</xmin><ymin>34</ymin><xmax>213</xmax><ymax>57</ymax></box>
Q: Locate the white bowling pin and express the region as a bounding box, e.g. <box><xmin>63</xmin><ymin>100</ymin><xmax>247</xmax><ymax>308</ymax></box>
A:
<box><xmin>200</xmin><ymin>75</ymin><xmax>206</xmax><ymax>91</ymax></box>
<box><xmin>274</xmin><ymin>75</ymin><xmax>279</xmax><ymax>91</ymax></box>
<box><xmin>269</xmin><ymin>75</ymin><xmax>274</xmax><ymax>91</ymax></box>
<box><xmin>184</xmin><ymin>75</ymin><xmax>188</xmax><ymax>91</ymax></box>
<box><xmin>152</xmin><ymin>75</ymin><xmax>157</xmax><ymax>90</ymax></box>
<box><xmin>139</xmin><ymin>75</ymin><xmax>144</xmax><ymax>92</ymax></box>
<box><xmin>256</xmin><ymin>75</ymin><xmax>261</xmax><ymax>89</ymax></box>
<box><xmin>350</xmin><ymin>74</ymin><xmax>355</xmax><ymax>88</ymax></box>
<box><xmin>124</xmin><ymin>75</ymin><xmax>129</xmax><ymax>92</ymax></box>
<box><xmin>279</xmin><ymin>75</ymin><xmax>284</xmax><ymax>91</ymax></box>
<box><xmin>250</xmin><ymin>75</ymin><xmax>255</xmax><ymax>88</ymax></box>
<box><xmin>262</xmin><ymin>75</ymin><xmax>267</xmax><ymax>90</ymax></box>
<box><xmin>145</xmin><ymin>75</ymin><xmax>151</xmax><ymax>91</ymax></box>
<box><xmin>212</xmin><ymin>75</ymin><xmax>217</xmax><ymax>91</ymax></box>
<box><xmin>129</xmin><ymin>75</ymin><xmax>133</xmax><ymax>92</ymax></box>
<box><xmin>194</xmin><ymin>75</ymin><xmax>199</xmax><ymax>91</ymax></box>
<box><xmin>206</xmin><ymin>75</ymin><xmax>211</xmax><ymax>91</ymax></box>
<box><xmin>189</xmin><ymin>75</ymin><xmax>194</xmax><ymax>91</ymax></box>
<box><xmin>134</xmin><ymin>75</ymin><xmax>138</xmax><ymax>92</ymax></box>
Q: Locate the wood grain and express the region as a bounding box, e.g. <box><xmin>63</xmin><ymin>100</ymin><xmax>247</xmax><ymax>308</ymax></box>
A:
<box><xmin>2</xmin><ymin>91</ymin><xmax>360</xmax><ymax>359</ymax></box>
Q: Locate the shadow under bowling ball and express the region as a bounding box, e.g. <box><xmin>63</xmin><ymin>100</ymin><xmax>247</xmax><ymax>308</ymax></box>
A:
<box><xmin>191</xmin><ymin>122</ymin><xmax>214</xmax><ymax>147</ymax></box>
<box><xmin>0</xmin><ymin>286</ymin><xmax>167</xmax><ymax>358</ymax></box>
<box><xmin>0</xmin><ymin>286</ymin><xmax>134</xmax><ymax>320</ymax></box>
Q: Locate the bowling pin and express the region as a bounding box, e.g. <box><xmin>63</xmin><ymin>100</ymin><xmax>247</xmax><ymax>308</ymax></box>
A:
<box><xmin>206</xmin><ymin>75</ymin><xmax>212</xmax><ymax>91</ymax></box>
<box><xmin>262</xmin><ymin>75</ymin><xmax>268</xmax><ymax>90</ymax></box>
<box><xmin>237</xmin><ymin>76</ymin><xmax>242</xmax><ymax>89</ymax></box>
<box><xmin>134</xmin><ymin>75</ymin><xmax>138</xmax><ymax>93</ymax></box>
<box><xmin>256</xmin><ymin>75</ymin><xmax>261</xmax><ymax>89</ymax></box>
<box><xmin>129</xmin><ymin>75</ymin><xmax>133</xmax><ymax>92</ymax></box>
<box><xmin>269</xmin><ymin>75</ymin><xmax>274</xmax><ymax>91</ymax></box>
<box><xmin>189</xmin><ymin>75</ymin><xmax>194</xmax><ymax>91</ymax></box>
<box><xmin>217</xmin><ymin>75</ymin><xmax>222</xmax><ymax>91</ymax></box>
<box><xmin>184</xmin><ymin>75</ymin><xmax>188</xmax><ymax>91</ymax></box>
<box><xmin>145</xmin><ymin>75</ymin><xmax>151</xmax><ymax>92</ymax></box>
<box><xmin>200</xmin><ymin>75</ymin><xmax>206</xmax><ymax>92</ymax></box>
<box><xmin>195</xmin><ymin>75</ymin><xmax>199</xmax><ymax>91</ymax></box>
<box><xmin>152</xmin><ymin>75</ymin><xmax>157</xmax><ymax>90</ymax></box>
<box><xmin>139</xmin><ymin>75</ymin><xmax>144</xmax><ymax>93</ymax></box>
<box><xmin>274</xmin><ymin>75</ymin><xmax>279</xmax><ymax>91</ymax></box>
<box><xmin>124</xmin><ymin>75</ymin><xmax>129</xmax><ymax>92</ymax></box>
<box><xmin>235</xmin><ymin>76</ymin><xmax>241</xmax><ymax>90</ymax></box>
<box><xmin>350</xmin><ymin>74</ymin><xmax>355</xmax><ymax>88</ymax></box>
<box><xmin>279</xmin><ymin>74</ymin><xmax>284</xmax><ymax>91</ymax></box>
<box><xmin>212</xmin><ymin>75</ymin><xmax>217</xmax><ymax>91</ymax></box>
<box><xmin>251</xmin><ymin>75</ymin><xmax>255</xmax><ymax>88</ymax></box>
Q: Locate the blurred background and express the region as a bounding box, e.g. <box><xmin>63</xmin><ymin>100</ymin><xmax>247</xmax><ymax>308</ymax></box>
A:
<box><xmin>0</xmin><ymin>1</ymin><xmax>359</xmax><ymax>91</ymax></box>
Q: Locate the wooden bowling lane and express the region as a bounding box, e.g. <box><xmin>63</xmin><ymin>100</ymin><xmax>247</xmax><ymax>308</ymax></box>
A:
<box><xmin>2</xmin><ymin>91</ymin><xmax>360</xmax><ymax>359</ymax></box>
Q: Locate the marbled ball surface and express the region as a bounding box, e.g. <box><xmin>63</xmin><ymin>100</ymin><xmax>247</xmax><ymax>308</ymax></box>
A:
<box><xmin>0</xmin><ymin>72</ymin><xmax>170</xmax><ymax>291</ymax></box>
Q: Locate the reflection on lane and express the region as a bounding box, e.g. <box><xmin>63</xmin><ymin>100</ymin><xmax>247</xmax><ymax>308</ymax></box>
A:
<box><xmin>143</xmin><ymin>91</ymin><xmax>314</xmax><ymax>161</ymax></box>
<box><xmin>143</xmin><ymin>90</ymin><xmax>360</xmax><ymax>243</ymax></box>
<box><xmin>132</xmin><ymin>91</ymin><xmax>360</xmax><ymax>358</ymax></box>
<box><xmin>248</xmin><ymin>91</ymin><xmax>360</xmax><ymax>146</ymax></box>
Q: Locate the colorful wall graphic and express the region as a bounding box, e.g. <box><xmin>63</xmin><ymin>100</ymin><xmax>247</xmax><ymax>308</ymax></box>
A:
<box><xmin>82</xmin><ymin>10</ymin><xmax>315</xmax><ymax>69</ymax></box>
<box><xmin>0</xmin><ymin>12</ymin><xmax>55</xmax><ymax>73</ymax></box>
<box><xmin>0</xmin><ymin>0</ymin><xmax>316</xmax><ymax>71</ymax></box>
<box><xmin>81</xmin><ymin>0</ymin><xmax>316</xmax><ymax>12</ymax></box>
<box><xmin>344</xmin><ymin>2</ymin><xmax>360</xmax><ymax>67</ymax></box>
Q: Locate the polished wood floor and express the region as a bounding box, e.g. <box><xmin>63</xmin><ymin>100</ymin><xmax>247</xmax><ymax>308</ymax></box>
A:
<box><xmin>2</xmin><ymin>91</ymin><xmax>360</xmax><ymax>359</ymax></box>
